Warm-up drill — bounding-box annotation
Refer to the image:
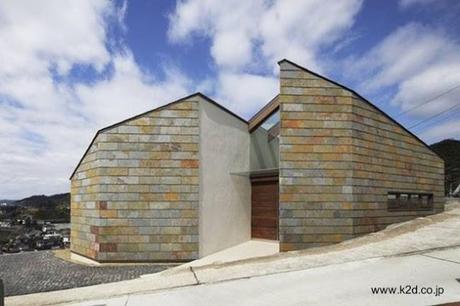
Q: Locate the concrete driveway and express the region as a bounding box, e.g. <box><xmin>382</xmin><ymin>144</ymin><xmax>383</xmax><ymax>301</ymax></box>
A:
<box><xmin>80</xmin><ymin>247</ymin><xmax>460</xmax><ymax>306</ymax></box>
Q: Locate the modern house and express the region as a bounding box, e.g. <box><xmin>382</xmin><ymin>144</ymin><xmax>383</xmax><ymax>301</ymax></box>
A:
<box><xmin>70</xmin><ymin>59</ymin><xmax>445</xmax><ymax>263</ymax></box>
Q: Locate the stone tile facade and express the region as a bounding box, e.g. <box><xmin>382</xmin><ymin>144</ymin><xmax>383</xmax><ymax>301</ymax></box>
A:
<box><xmin>71</xmin><ymin>59</ymin><xmax>445</xmax><ymax>261</ymax></box>
<box><xmin>71</xmin><ymin>96</ymin><xmax>200</xmax><ymax>262</ymax></box>
<box><xmin>349</xmin><ymin>96</ymin><xmax>445</xmax><ymax>233</ymax></box>
<box><xmin>278</xmin><ymin>60</ymin><xmax>444</xmax><ymax>252</ymax></box>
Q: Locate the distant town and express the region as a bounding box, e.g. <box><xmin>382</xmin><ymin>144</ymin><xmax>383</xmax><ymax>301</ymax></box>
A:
<box><xmin>0</xmin><ymin>193</ymin><xmax>70</xmax><ymax>254</ymax></box>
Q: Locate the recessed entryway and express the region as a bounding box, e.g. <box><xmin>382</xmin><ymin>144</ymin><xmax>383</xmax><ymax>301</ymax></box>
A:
<box><xmin>251</xmin><ymin>176</ymin><xmax>279</xmax><ymax>240</ymax></box>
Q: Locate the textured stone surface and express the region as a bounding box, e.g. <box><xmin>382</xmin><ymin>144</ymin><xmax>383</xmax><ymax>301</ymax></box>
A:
<box><xmin>0</xmin><ymin>251</ymin><xmax>169</xmax><ymax>296</ymax></box>
<box><xmin>71</xmin><ymin>61</ymin><xmax>445</xmax><ymax>259</ymax></box>
<box><xmin>71</xmin><ymin>97</ymin><xmax>200</xmax><ymax>262</ymax></box>
<box><xmin>278</xmin><ymin>61</ymin><xmax>444</xmax><ymax>251</ymax></box>
<box><xmin>349</xmin><ymin>96</ymin><xmax>445</xmax><ymax>234</ymax></box>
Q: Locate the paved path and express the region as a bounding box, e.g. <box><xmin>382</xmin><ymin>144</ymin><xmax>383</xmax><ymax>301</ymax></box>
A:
<box><xmin>83</xmin><ymin>247</ymin><xmax>460</xmax><ymax>306</ymax></box>
<box><xmin>185</xmin><ymin>200</ymin><xmax>460</xmax><ymax>283</ymax></box>
<box><xmin>0</xmin><ymin>251</ymin><xmax>170</xmax><ymax>296</ymax></box>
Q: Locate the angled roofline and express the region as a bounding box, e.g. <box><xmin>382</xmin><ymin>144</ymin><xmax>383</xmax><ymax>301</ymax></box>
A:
<box><xmin>199</xmin><ymin>93</ymin><xmax>248</xmax><ymax>124</ymax></box>
<box><xmin>248</xmin><ymin>95</ymin><xmax>280</xmax><ymax>132</ymax></box>
<box><xmin>278</xmin><ymin>59</ymin><xmax>442</xmax><ymax>160</ymax></box>
<box><xmin>69</xmin><ymin>92</ymin><xmax>248</xmax><ymax>179</ymax></box>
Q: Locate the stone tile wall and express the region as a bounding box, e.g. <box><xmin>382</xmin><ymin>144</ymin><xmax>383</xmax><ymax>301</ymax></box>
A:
<box><xmin>71</xmin><ymin>138</ymin><xmax>101</xmax><ymax>258</ymax></box>
<box><xmin>71</xmin><ymin>96</ymin><xmax>200</xmax><ymax>262</ymax></box>
<box><xmin>278</xmin><ymin>61</ymin><xmax>356</xmax><ymax>251</ymax></box>
<box><xmin>278</xmin><ymin>60</ymin><xmax>444</xmax><ymax>252</ymax></box>
<box><xmin>349</xmin><ymin>96</ymin><xmax>444</xmax><ymax>234</ymax></box>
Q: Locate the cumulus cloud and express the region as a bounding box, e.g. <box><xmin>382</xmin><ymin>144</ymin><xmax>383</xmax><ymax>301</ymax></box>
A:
<box><xmin>347</xmin><ymin>23</ymin><xmax>460</xmax><ymax>117</ymax></box>
<box><xmin>168</xmin><ymin>0</ymin><xmax>363</xmax><ymax>119</ymax></box>
<box><xmin>216</xmin><ymin>73</ymin><xmax>278</xmax><ymax>116</ymax></box>
<box><xmin>258</xmin><ymin>0</ymin><xmax>363</xmax><ymax>72</ymax></box>
<box><xmin>168</xmin><ymin>0</ymin><xmax>265</xmax><ymax>70</ymax></box>
<box><xmin>343</xmin><ymin>22</ymin><xmax>460</xmax><ymax>144</ymax></box>
<box><xmin>169</xmin><ymin>0</ymin><xmax>363</xmax><ymax>72</ymax></box>
<box><xmin>0</xmin><ymin>0</ymin><xmax>111</xmax><ymax>77</ymax></box>
<box><xmin>0</xmin><ymin>1</ymin><xmax>193</xmax><ymax>198</ymax></box>
<box><xmin>76</xmin><ymin>52</ymin><xmax>192</xmax><ymax>128</ymax></box>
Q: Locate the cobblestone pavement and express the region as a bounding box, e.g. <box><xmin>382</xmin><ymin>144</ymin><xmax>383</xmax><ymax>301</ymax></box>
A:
<box><xmin>0</xmin><ymin>251</ymin><xmax>171</xmax><ymax>296</ymax></box>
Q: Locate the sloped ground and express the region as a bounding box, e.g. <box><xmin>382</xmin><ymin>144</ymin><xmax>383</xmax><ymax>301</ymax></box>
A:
<box><xmin>187</xmin><ymin>199</ymin><xmax>460</xmax><ymax>283</ymax></box>
<box><xmin>7</xmin><ymin>199</ymin><xmax>460</xmax><ymax>306</ymax></box>
<box><xmin>93</xmin><ymin>246</ymin><xmax>460</xmax><ymax>306</ymax></box>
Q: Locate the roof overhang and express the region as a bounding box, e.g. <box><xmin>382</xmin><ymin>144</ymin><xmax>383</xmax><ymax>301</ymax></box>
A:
<box><xmin>248</xmin><ymin>95</ymin><xmax>279</xmax><ymax>132</ymax></box>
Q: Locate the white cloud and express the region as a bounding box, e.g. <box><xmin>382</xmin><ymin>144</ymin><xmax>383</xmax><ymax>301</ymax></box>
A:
<box><xmin>169</xmin><ymin>0</ymin><xmax>363</xmax><ymax>72</ymax></box>
<box><xmin>348</xmin><ymin>23</ymin><xmax>460</xmax><ymax>117</ymax></box>
<box><xmin>420</xmin><ymin>119</ymin><xmax>460</xmax><ymax>143</ymax></box>
<box><xmin>350</xmin><ymin>24</ymin><xmax>448</xmax><ymax>90</ymax></box>
<box><xmin>168</xmin><ymin>0</ymin><xmax>363</xmax><ymax>120</ymax></box>
<box><xmin>76</xmin><ymin>52</ymin><xmax>192</xmax><ymax>128</ymax></box>
<box><xmin>399</xmin><ymin>0</ymin><xmax>438</xmax><ymax>9</ymax></box>
<box><xmin>259</xmin><ymin>0</ymin><xmax>363</xmax><ymax>72</ymax></box>
<box><xmin>0</xmin><ymin>1</ymin><xmax>193</xmax><ymax>199</ymax></box>
<box><xmin>11</xmin><ymin>0</ymin><xmax>457</xmax><ymax>199</ymax></box>
<box><xmin>0</xmin><ymin>0</ymin><xmax>115</xmax><ymax>198</ymax></box>
<box><xmin>392</xmin><ymin>61</ymin><xmax>460</xmax><ymax>116</ymax></box>
<box><xmin>1</xmin><ymin>0</ymin><xmax>366</xmax><ymax>198</ymax></box>
<box><xmin>0</xmin><ymin>0</ymin><xmax>111</xmax><ymax>77</ymax></box>
<box><xmin>168</xmin><ymin>0</ymin><xmax>266</xmax><ymax>70</ymax></box>
<box><xmin>117</xmin><ymin>0</ymin><xmax>129</xmax><ymax>33</ymax></box>
<box><xmin>343</xmin><ymin>22</ymin><xmax>460</xmax><ymax>144</ymax></box>
<box><xmin>216</xmin><ymin>73</ymin><xmax>278</xmax><ymax>117</ymax></box>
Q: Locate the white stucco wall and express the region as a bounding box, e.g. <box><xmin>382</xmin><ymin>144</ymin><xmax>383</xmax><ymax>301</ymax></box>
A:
<box><xmin>198</xmin><ymin>98</ymin><xmax>251</xmax><ymax>257</ymax></box>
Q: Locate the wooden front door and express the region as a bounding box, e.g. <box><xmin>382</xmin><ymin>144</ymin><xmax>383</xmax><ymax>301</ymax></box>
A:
<box><xmin>251</xmin><ymin>177</ymin><xmax>279</xmax><ymax>240</ymax></box>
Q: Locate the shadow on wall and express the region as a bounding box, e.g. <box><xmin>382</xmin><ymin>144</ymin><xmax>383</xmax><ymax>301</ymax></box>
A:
<box><xmin>250</xmin><ymin>126</ymin><xmax>279</xmax><ymax>170</ymax></box>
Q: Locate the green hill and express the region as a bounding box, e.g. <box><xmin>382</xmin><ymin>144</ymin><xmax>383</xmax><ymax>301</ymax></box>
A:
<box><xmin>6</xmin><ymin>193</ymin><xmax>70</xmax><ymax>221</ymax></box>
<box><xmin>13</xmin><ymin>193</ymin><xmax>69</xmax><ymax>209</ymax></box>
<box><xmin>430</xmin><ymin>138</ymin><xmax>460</xmax><ymax>195</ymax></box>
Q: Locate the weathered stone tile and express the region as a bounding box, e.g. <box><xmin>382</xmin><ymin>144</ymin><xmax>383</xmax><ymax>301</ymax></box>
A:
<box><xmin>278</xmin><ymin>60</ymin><xmax>444</xmax><ymax>253</ymax></box>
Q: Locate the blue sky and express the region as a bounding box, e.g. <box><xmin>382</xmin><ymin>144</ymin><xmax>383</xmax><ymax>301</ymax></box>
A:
<box><xmin>1</xmin><ymin>0</ymin><xmax>460</xmax><ymax>198</ymax></box>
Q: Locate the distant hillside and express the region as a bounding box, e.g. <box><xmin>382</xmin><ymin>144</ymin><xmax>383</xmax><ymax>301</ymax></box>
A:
<box><xmin>430</xmin><ymin>138</ymin><xmax>460</xmax><ymax>195</ymax></box>
<box><xmin>3</xmin><ymin>193</ymin><xmax>70</xmax><ymax>221</ymax></box>
<box><xmin>13</xmin><ymin>193</ymin><xmax>70</xmax><ymax>209</ymax></box>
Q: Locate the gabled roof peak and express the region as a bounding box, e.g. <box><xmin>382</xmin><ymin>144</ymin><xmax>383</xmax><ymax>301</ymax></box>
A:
<box><xmin>69</xmin><ymin>92</ymin><xmax>247</xmax><ymax>179</ymax></box>
<box><xmin>277</xmin><ymin>58</ymin><xmax>441</xmax><ymax>159</ymax></box>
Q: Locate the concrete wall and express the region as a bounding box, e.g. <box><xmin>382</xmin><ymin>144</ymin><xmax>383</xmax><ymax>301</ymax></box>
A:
<box><xmin>199</xmin><ymin>99</ymin><xmax>251</xmax><ymax>257</ymax></box>
<box><xmin>71</xmin><ymin>96</ymin><xmax>200</xmax><ymax>262</ymax></box>
<box><xmin>278</xmin><ymin>60</ymin><xmax>444</xmax><ymax>252</ymax></box>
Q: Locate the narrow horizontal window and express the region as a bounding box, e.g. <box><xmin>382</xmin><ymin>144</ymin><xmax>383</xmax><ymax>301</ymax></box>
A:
<box><xmin>387</xmin><ymin>192</ymin><xmax>433</xmax><ymax>211</ymax></box>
